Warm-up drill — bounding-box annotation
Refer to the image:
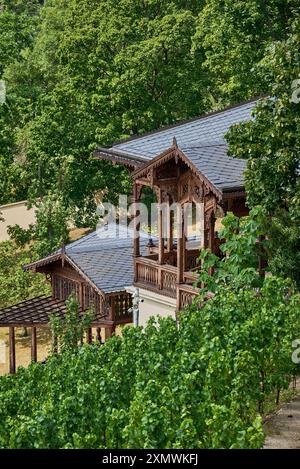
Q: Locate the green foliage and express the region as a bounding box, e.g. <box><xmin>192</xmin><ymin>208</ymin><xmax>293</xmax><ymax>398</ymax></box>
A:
<box><xmin>227</xmin><ymin>15</ymin><xmax>300</xmax><ymax>284</ymax></box>
<box><xmin>196</xmin><ymin>207</ymin><xmax>267</xmax><ymax>293</ymax></box>
<box><xmin>50</xmin><ymin>296</ymin><xmax>94</xmax><ymax>354</ymax></box>
<box><xmin>8</xmin><ymin>193</ymin><xmax>70</xmax><ymax>257</ymax></box>
<box><xmin>1</xmin><ymin>0</ymin><xmax>297</xmax><ymax>219</ymax></box>
<box><xmin>0</xmin><ymin>276</ymin><xmax>298</xmax><ymax>448</ymax></box>
<box><xmin>193</xmin><ymin>0</ymin><xmax>298</xmax><ymax>105</ymax></box>
<box><xmin>0</xmin><ymin>240</ymin><xmax>50</xmax><ymax>308</ymax></box>
<box><xmin>0</xmin><ymin>0</ymin><xmax>41</xmax><ymax>76</ymax></box>
<box><xmin>0</xmin><ymin>211</ymin><xmax>299</xmax><ymax>448</ymax></box>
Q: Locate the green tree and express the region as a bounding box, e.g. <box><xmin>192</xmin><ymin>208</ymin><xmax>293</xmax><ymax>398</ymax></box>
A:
<box><xmin>0</xmin><ymin>239</ymin><xmax>50</xmax><ymax>308</ymax></box>
<box><xmin>8</xmin><ymin>193</ymin><xmax>70</xmax><ymax>257</ymax></box>
<box><xmin>193</xmin><ymin>0</ymin><xmax>298</xmax><ymax>106</ymax></box>
<box><xmin>227</xmin><ymin>15</ymin><xmax>300</xmax><ymax>284</ymax></box>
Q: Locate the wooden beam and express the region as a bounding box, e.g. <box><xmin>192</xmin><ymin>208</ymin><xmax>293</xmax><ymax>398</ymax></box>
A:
<box><xmin>31</xmin><ymin>327</ymin><xmax>37</xmax><ymax>363</ymax></box>
<box><xmin>9</xmin><ymin>327</ymin><xmax>16</xmax><ymax>374</ymax></box>
<box><xmin>79</xmin><ymin>282</ymin><xmax>85</xmax><ymax>310</ymax></box>
<box><xmin>209</xmin><ymin>212</ymin><xmax>216</xmax><ymax>253</ymax></box>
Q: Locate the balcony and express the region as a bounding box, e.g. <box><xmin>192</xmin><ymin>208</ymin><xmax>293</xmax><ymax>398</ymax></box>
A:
<box><xmin>134</xmin><ymin>250</ymin><xmax>200</xmax><ymax>309</ymax></box>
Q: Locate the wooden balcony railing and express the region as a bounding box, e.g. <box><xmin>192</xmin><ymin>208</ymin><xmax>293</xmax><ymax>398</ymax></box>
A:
<box><xmin>135</xmin><ymin>257</ymin><xmax>177</xmax><ymax>298</ymax></box>
<box><xmin>177</xmin><ymin>284</ymin><xmax>200</xmax><ymax>310</ymax></box>
<box><xmin>109</xmin><ymin>292</ymin><xmax>133</xmax><ymax>323</ymax></box>
<box><xmin>135</xmin><ymin>255</ymin><xmax>204</xmax><ymax>310</ymax></box>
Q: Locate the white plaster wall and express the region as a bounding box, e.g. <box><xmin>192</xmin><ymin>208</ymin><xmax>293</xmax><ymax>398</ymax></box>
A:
<box><xmin>0</xmin><ymin>201</ymin><xmax>36</xmax><ymax>242</ymax></box>
<box><xmin>126</xmin><ymin>286</ymin><xmax>177</xmax><ymax>328</ymax></box>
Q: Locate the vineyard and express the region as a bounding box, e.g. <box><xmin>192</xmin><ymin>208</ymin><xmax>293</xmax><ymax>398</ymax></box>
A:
<box><xmin>0</xmin><ymin>211</ymin><xmax>299</xmax><ymax>449</ymax></box>
<box><xmin>0</xmin><ymin>0</ymin><xmax>299</xmax><ymax>451</ymax></box>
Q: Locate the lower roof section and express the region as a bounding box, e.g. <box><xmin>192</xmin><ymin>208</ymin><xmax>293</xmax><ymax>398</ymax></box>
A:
<box><xmin>0</xmin><ymin>296</ymin><xmax>69</xmax><ymax>327</ymax></box>
<box><xmin>0</xmin><ymin>295</ymin><xmax>117</xmax><ymax>327</ymax></box>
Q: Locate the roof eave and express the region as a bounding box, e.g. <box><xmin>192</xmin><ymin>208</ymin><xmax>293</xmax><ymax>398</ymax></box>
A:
<box><xmin>222</xmin><ymin>185</ymin><xmax>245</xmax><ymax>194</ymax></box>
<box><xmin>24</xmin><ymin>252</ymin><xmax>107</xmax><ymax>300</ymax></box>
<box><xmin>93</xmin><ymin>148</ymin><xmax>146</xmax><ymax>169</ymax></box>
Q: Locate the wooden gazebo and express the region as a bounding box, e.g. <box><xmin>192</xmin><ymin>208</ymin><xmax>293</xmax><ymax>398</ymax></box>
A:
<box><xmin>131</xmin><ymin>139</ymin><xmax>248</xmax><ymax>311</ymax></box>
<box><xmin>94</xmin><ymin>100</ymin><xmax>255</xmax><ymax>312</ymax></box>
<box><xmin>0</xmin><ymin>224</ymin><xmax>140</xmax><ymax>373</ymax></box>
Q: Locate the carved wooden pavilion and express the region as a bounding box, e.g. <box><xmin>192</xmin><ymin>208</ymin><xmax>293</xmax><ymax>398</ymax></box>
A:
<box><xmin>0</xmin><ymin>99</ymin><xmax>258</xmax><ymax>373</ymax></box>
<box><xmin>95</xmin><ymin>100</ymin><xmax>256</xmax><ymax>312</ymax></box>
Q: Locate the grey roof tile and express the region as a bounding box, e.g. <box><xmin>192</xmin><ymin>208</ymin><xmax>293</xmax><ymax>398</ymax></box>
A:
<box><xmin>65</xmin><ymin>223</ymin><xmax>151</xmax><ymax>294</ymax></box>
<box><xmin>110</xmin><ymin>100</ymin><xmax>256</xmax><ymax>160</ymax></box>
<box><xmin>181</xmin><ymin>144</ymin><xmax>246</xmax><ymax>192</ymax></box>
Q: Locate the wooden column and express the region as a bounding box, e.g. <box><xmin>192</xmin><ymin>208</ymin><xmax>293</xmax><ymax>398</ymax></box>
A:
<box><xmin>158</xmin><ymin>194</ymin><xmax>164</xmax><ymax>264</ymax></box>
<box><xmin>96</xmin><ymin>327</ymin><xmax>102</xmax><ymax>343</ymax></box>
<box><xmin>9</xmin><ymin>327</ymin><xmax>16</xmax><ymax>374</ymax></box>
<box><xmin>182</xmin><ymin>231</ymin><xmax>186</xmax><ymax>276</ymax></box>
<box><xmin>86</xmin><ymin>327</ymin><xmax>93</xmax><ymax>344</ymax></box>
<box><xmin>167</xmin><ymin>208</ymin><xmax>173</xmax><ymax>253</ymax></box>
<box><xmin>177</xmin><ymin>206</ymin><xmax>184</xmax><ymax>283</ymax></box>
<box><xmin>133</xmin><ymin>184</ymin><xmax>140</xmax><ymax>258</ymax></box>
<box><xmin>104</xmin><ymin>326</ymin><xmax>115</xmax><ymax>341</ymax></box>
<box><xmin>31</xmin><ymin>327</ymin><xmax>37</xmax><ymax>363</ymax></box>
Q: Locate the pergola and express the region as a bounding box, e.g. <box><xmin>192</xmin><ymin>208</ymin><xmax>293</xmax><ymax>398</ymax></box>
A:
<box><xmin>0</xmin><ymin>295</ymin><xmax>108</xmax><ymax>374</ymax></box>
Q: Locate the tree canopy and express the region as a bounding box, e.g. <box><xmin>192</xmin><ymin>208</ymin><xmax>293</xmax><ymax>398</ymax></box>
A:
<box><xmin>227</xmin><ymin>15</ymin><xmax>300</xmax><ymax>284</ymax></box>
<box><xmin>0</xmin><ymin>210</ymin><xmax>299</xmax><ymax>449</ymax></box>
<box><xmin>1</xmin><ymin>0</ymin><xmax>298</xmax><ymax>231</ymax></box>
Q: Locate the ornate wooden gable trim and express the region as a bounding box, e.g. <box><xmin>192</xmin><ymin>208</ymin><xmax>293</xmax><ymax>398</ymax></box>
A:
<box><xmin>94</xmin><ymin>148</ymin><xmax>145</xmax><ymax>171</ymax></box>
<box><xmin>133</xmin><ymin>145</ymin><xmax>223</xmax><ymax>202</ymax></box>
<box><xmin>24</xmin><ymin>253</ymin><xmax>106</xmax><ymax>300</ymax></box>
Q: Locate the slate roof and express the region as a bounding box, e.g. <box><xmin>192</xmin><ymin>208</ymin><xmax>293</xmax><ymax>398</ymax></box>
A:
<box><xmin>107</xmin><ymin>99</ymin><xmax>257</xmax><ymax>160</ymax></box>
<box><xmin>66</xmin><ymin>225</ymin><xmax>150</xmax><ymax>294</ymax></box>
<box><xmin>181</xmin><ymin>144</ymin><xmax>246</xmax><ymax>192</ymax></box>
<box><xmin>25</xmin><ymin>224</ymin><xmax>152</xmax><ymax>295</ymax></box>
<box><xmin>0</xmin><ymin>296</ymin><xmax>74</xmax><ymax>326</ymax></box>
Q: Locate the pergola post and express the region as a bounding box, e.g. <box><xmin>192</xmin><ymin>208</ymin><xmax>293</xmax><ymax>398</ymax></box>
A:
<box><xmin>104</xmin><ymin>326</ymin><xmax>115</xmax><ymax>341</ymax></box>
<box><xmin>31</xmin><ymin>326</ymin><xmax>37</xmax><ymax>363</ymax></box>
<box><xmin>9</xmin><ymin>326</ymin><xmax>16</xmax><ymax>374</ymax></box>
